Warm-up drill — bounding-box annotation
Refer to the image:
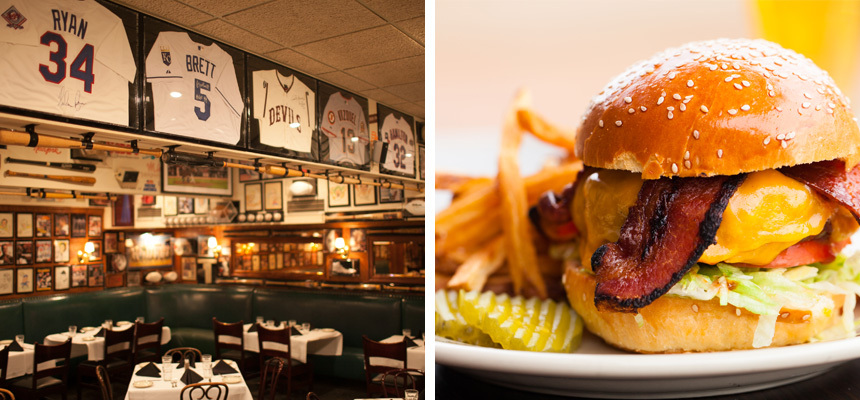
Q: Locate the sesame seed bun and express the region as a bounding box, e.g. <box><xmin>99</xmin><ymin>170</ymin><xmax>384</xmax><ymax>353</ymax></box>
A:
<box><xmin>575</xmin><ymin>39</ymin><xmax>860</xmax><ymax>179</ymax></box>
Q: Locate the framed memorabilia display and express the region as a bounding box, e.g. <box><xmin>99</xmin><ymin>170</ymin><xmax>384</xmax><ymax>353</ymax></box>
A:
<box><xmin>290</xmin><ymin>178</ymin><xmax>317</xmax><ymax>198</ymax></box>
<box><xmin>15</xmin><ymin>241</ymin><xmax>33</xmax><ymax>265</ymax></box>
<box><xmin>126</xmin><ymin>233</ymin><xmax>173</xmax><ymax>269</ymax></box>
<box><xmin>16</xmin><ymin>268</ymin><xmax>33</xmax><ymax>293</ymax></box>
<box><xmin>419</xmin><ymin>144</ymin><xmax>425</xmax><ymax>180</ymax></box>
<box><xmin>162</xmin><ymin>162</ymin><xmax>233</xmax><ymax>196</ymax></box>
<box><xmin>181</xmin><ymin>257</ymin><xmax>197</xmax><ymax>281</ymax></box>
<box><xmin>88</xmin><ymin>264</ymin><xmax>104</xmax><ymax>287</ymax></box>
<box><xmin>54</xmin><ymin>239</ymin><xmax>70</xmax><ymax>263</ymax></box>
<box><xmin>104</xmin><ymin>233</ymin><xmax>118</xmax><ymax>254</ymax></box>
<box><xmin>90</xmin><ymin>242</ymin><xmax>102</xmax><ymax>261</ymax></box>
<box><xmin>35</xmin><ymin>214</ymin><xmax>52</xmax><ymax>238</ymax></box>
<box><xmin>88</xmin><ymin>215</ymin><xmax>102</xmax><ymax>237</ymax></box>
<box><xmin>195</xmin><ymin>198</ymin><xmax>210</xmax><ymax>215</ymax></box>
<box><xmin>350</xmin><ymin>228</ymin><xmax>367</xmax><ymax>252</ymax></box>
<box><xmin>178</xmin><ymin>197</ymin><xmax>194</xmax><ymax>214</ymax></box>
<box><xmin>127</xmin><ymin>271</ymin><xmax>141</xmax><ymax>287</ymax></box>
<box><xmin>113</xmin><ymin>195</ymin><xmax>135</xmax><ymax>227</ymax></box>
<box><xmin>377</xmin><ymin>104</ymin><xmax>417</xmax><ymax>178</ymax></box>
<box><xmin>328</xmin><ymin>181</ymin><xmax>350</xmax><ymax>208</ymax></box>
<box><xmin>379</xmin><ymin>187</ymin><xmax>404</xmax><ymax>204</ymax></box>
<box><xmin>54</xmin><ymin>265</ymin><xmax>70</xmax><ymax>291</ymax></box>
<box><xmin>35</xmin><ymin>240</ymin><xmax>52</xmax><ymax>263</ymax></box>
<box><xmin>71</xmin><ymin>214</ymin><xmax>87</xmax><ymax>237</ymax></box>
<box><xmin>0</xmin><ymin>241</ymin><xmax>13</xmax><ymax>265</ymax></box>
<box><xmin>36</xmin><ymin>267</ymin><xmax>52</xmax><ymax>291</ymax></box>
<box><xmin>54</xmin><ymin>214</ymin><xmax>70</xmax><ymax>237</ymax></box>
<box><xmin>0</xmin><ymin>269</ymin><xmax>12</xmax><ymax>295</ymax></box>
<box><xmin>353</xmin><ymin>184</ymin><xmax>377</xmax><ymax>206</ymax></box>
<box><xmin>264</xmin><ymin>181</ymin><xmax>283</xmax><ymax>211</ymax></box>
<box><xmin>16</xmin><ymin>213</ymin><xmax>33</xmax><ymax>238</ymax></box>
<box><xmin>251</xmin><ymin>255</ymin><xmax>260</xmax><ymax>271</ymax></box>
<box><xmin>317</xmin><ymin>82</ymin><xmax>371</xmax><ymax>170</ymax></box>
<box><xmin>245</xmin><ymin>183</ymin><xmax>263</xmax><ymax>212</ymax></box>
<box><xmin>71</xmin><ymin>265</ymin><xmax>87</xmax><ymax>288</ymax></box>
<box><xmin>0</xmin><ymin>213</ymin><xmax>12</xmax><ymax>238</ymax></box>
<box><xmin>324</xmin><ymin>229</ymin><xmax>342</xmax><ymax>253</ymax></box>
<box><xmin>163</xmin><ymin>196</ymin><xmax>178</xmax><ymax>216</ymax></box>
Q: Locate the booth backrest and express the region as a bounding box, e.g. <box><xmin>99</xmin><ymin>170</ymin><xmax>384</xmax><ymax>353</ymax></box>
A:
<box><xmin>145</xmin><ymin>284</ymin><xmax>254</xmax><ymax>330</ymax></box>
<box><xmin>401</xmin><ymin>296</ymin><xmax>424</xmax><ymax>335</ymax></box>
<box><xmin>0</xmin><ymin>300</ymin><xmax>23</xmax><ymax>340</ymax></box>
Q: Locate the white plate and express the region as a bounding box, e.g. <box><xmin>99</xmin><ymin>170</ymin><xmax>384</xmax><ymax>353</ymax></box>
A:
<box><xmin>436</xmin><ymin>332</ymin><xmax>860</xmax><ymax>399</ymax></box>
<box><xmin>82</xmin><ymin>337</ymin><xmax>96</xmax><ymax>342</ymax></box>
<box><xmin>132</xmin><ymin>380</ymin><xmax>153</xmax><ymax>388</ymax></box>
<box><xmin>223</xmin><ymin>375</ymin><xmax>242</xmax><ymax>384</ymax></box>
<box><xmin>0</xmin><ymin>340</ymin><xmax>11</xmax><ymax>346</ymax></box>
<box><xmin>81</xmin><ymin>327</ymin><xmax>95</xmax><ymax>332</ymax></box>
<box><xmin>320</xmin><ymin>328</ymin><xmax>335</xmax><ymax>332</ymax></box>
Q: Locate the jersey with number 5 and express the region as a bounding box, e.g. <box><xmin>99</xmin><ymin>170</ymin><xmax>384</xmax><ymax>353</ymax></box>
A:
<box><xmin>0</xmin><ymin>0</ymin><xmax>136</xmax><ymax>125</ymax></box>
<box><xmin>380</xmin><ymin>114</ymin><xmax>415</xmax><ymax>176</ymax></box>
<box><xmin>146</xmin><ymin>31</ymin><xmax>243</xmax><ymax>145</ymax></box>
<box><xmin>320</xmin><ymin>92</ymin><xmax>368</xmax><ymax>166</ymax></box>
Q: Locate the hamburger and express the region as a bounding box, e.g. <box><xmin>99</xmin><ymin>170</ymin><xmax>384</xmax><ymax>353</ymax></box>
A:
<box><xmin>533</xmin><ymin>38</ymin><xmax>860</xmax><ymax>352</ymax></box>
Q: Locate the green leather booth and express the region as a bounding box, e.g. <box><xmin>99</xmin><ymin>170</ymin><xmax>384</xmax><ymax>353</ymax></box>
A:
<box><xmin>0</xmin><ymin>299</ymin><xmax>24</xmax><ymax>341</ymax></box>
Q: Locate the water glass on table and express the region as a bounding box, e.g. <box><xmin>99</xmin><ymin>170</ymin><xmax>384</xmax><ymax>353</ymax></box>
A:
<box><xmin>201</xmin><ymin>354</ymin><xmax>212</xmax><ymax>379</ymax></box>
<box><xmin>301</xmin><ymin>322</ymin><xmax>311</xmax><ymax>333</ymax></box>
<box><xmin>68</xmin><ymin>325</ymin><xmax>77</xmax><ymax>337</ymax></box>
<box><xmin>104</xmin><ymin>319</ymin><xmax>113</xmax><ymax>330</ymax></box>
<box><xmin>135</xmin><ymin>316</ymin><xmax>145</xmax><ymax>323</ymax></box>
<box><xmin>161</xmin><ymin>355</ymin><xmax>173</xmax><ymax>381</ymax></box>
<box><xmin>405</xmin><ymin>389</ymin><xmax>420</xmax><ymax>400</ymax></box>
<box><xmin>288</xmin><ymin>319</ymin><xmax>297</xmax><ymax>328</ymax></box>
<box><xmin>402</xmin><ymin>328</ymin><xmax>412</xmax><ymax>339</ymax></box>
<box><xmin>266</xmin><ymin>319</ymin><xmax>276</xmax><ymax>328</ymax></box>
<box><xmin>15</xmin><ymin>334</ymin><xmax>23</xmax><ymax>345</ymax></box>
<box><xmin>256</xmin><ymin>316</ymin><xmax>264</xmax><ymax>325</ymax></box>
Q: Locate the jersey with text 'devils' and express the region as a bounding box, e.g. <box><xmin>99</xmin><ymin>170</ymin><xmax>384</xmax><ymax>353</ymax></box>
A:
<box><xmin>252</xmin><ymin>69</ymin><xmax>315</xmax><ymax>152</ymax></box>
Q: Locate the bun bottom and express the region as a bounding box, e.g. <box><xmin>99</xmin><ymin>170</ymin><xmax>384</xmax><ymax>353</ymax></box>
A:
<box><xmin>563</xmin><ymin>262</ymin><xmax>844</xmax><ymax>353</ymax></box>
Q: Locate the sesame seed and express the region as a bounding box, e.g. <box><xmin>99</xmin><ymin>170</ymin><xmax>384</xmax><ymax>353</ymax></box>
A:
<box><xmin>717</xmin><ymin>149</ymin><xmax>723</xmax><ymax>158</ymax></box>
<box><xmin>786</xmin><ymin>131</ymin><xmax>796</xmax><ymax>139</ymax></box>
<box><xmin>728</xmin><ymin>109</ymin><xmax>738</xmax><ymax>115</ymax></box>
<box><xmin>741</xmin><ymin>104</ymin><xmax>750</xmax><ymax>111</ymax></box>
<box><xmin>828</xmin><ymin>102</ymin><xmax>836</xmax><ymax>108</ymax></box>
<box><xmin>679</xmin><ymin>103</ymin><xmax>686</xmax><ymax>111</ymax></box>
<box><xmin>582</xmin><ymin>293</ymin><xmax>586</xmax><ymax>302</ymax></box>
<box><xmin>736</xmin><ymin>308</ymin><xmax>742</xmax><ymax>316</ymax></box>
<box><xmin>725</xmin><ymin>76</ymin><xmax>734</xmax><ymax>83</ymax></box>
<box><xmin>700</xmin><ymin>105</ymin><xmax>709</xmax><ymax>113</ymax></box>
<box><xmin>687</xmin><ymin>80</ymin><xmax>694</xmax><ymax>87</ymax></box>
<box><xmin>615</xmin><ymin>120</ymin><xmax>622</xmax><ymax>127</ymax></box>
<box><xmin>684</xmin><ymin>151</ymin><xmax>690</xmax><ymax>160</ymax></box>
<box><xmin>668</xmin><ymin>111</ymin><xmax>674</xmax><ymax>120</ymax></box>
<box><xmin>742</xmin><ymin>80</ymin><xmax>750</xmax><ymax>87</ymax></box>
<box><xmin>798</xmin><ymin>109</ymin><xmax>803</xmax><ymax>115</ymax></box>
<box><xmin>774</xmin><ymin>60</ymin><xmax>783</xmax><ymax>66</ymax></box>
<box><xmin>672</xmin><ymin>163</ymin><xmax>679</xmax><ymax>173</ymax></box>
<box><xmin>778</xmin><ymin>71</ymin><xmax>789</xmax><ymax>78</ymax></box>
<box><xmin>628</xmin><ymin>108</ymin><xmax>635</xmax><ymax>114</ymax></box>
<box><xmin>657</xmin><ymin>97</ymin><xmax>665</xmax><ymax>105</ymax></box>
<box><xmin>828</xmin><ymin>108</ymin><xmax>834</xmax><ymax>114</ymax></box>
<box><xmin>815</xmin><ymin>104</ymin><xmax>821</xmax><ymax>111</ymax></box>
<box><xmin>599</xmin><ymin>120</ymin><xmax>604</xmax><ymax>128</ymax></box>
<box><xmin>693</xmin><ymin>130</ymin><xmax>700</xmax><ymax>139</ymax></box>
<box><xmin>709</xmin><ymin>64</ymin><xmax>718</xmax><ymax>71</ymax></box>
<box><xmin>685</xmin><ymin>95</ymin><xmax>694</xmax><ymax>100</ymax></box>
<box><xmin>733</xmin><ymin>63</ymin><xmax>740</xmax><ymax>69</ymax></box>
<box><xmin>661</xmin><ymin>90</ymin><xmax>666</xmax><ymax>97</ymax></box>
<box><xmin>817</xmin><ymin>88</ymin><xmax>826</xmax><ymax>94</ymax></box>
<box><xmin>776</xmin><ymin>106</ymin><xmax>783</xmax><ymax>112</ymax></box>
<box><xmin>640</xmin><ymin>106</ymin><xmax>647</xmax><ymax>112</ymax></box>
<box><xmin>802</xmin><ymin>102</ymin><xmax>811</xmax><ymax>109</ymax></box>
<box><xmin>777</xmin><ymin>133</ymin><xmax>785</xmax><ymax>140</ymax></box>
<box><xmin>691</xmin><ymin>304</ymin><xmax>699</xmax><ymax>313</ymax></box>
<box><xmin>684</xmin><ymin>160</ymin><xmax>692</xmax><ymax>169</ymax></box>
<box><xmin>803</xmin><ymin>92</ymin><xmax>813</xmax><ymax>99</ymax></box>
<box><xmin>768</xmin><ymin>91</ymin><xmax>775</xmax><ymax>97</ymax></box>
<box><xmin>668</xmin><ymin>72</ymin><xmax>677</xmax><ymax>79</ymax></box>
<box><xmin>763</xmin><ymin>137</ymin><xmax>771</xmax><ymax>145</ymax></box>
<box><xmin>624</xmin><ymin>96</ymin><xmax>633</xmax><ymax>103</ymax></box>
<box><xmin>766</xmin><ymin>84</ymin><xmax>773</xmax><ymax>91</ymax></box>
<box><xmin>802</xmin><ymin>314</ymin><xmax>810</xmax><ymax>321</ymax></box>
<box><xmin>733</xmin><ymin>83</ymin><xmax>743</xmax><ymax>90</ymax></box>
<box><xmin>673</xmin><ymin>94</ymin><xmax>682</xmax><ymax>100</ymax></box>
<box><xmin>780</xmin><ymin>312</ymin><xmax>789</xmax><ymax>319</ymax></box>
<box><xmin>667</xmin><ymin>106</ymin><xmax>675</xmax><ymax>111</ymax></box>
<box><xmin>722</xmin><ymin>63</ymin><xmax>728</xmax><ymax>69</ymax></box>
<box><xmin>781</xmin><ymin>140</ymin><xmax>788</xmax><ymax>148</ymax></box>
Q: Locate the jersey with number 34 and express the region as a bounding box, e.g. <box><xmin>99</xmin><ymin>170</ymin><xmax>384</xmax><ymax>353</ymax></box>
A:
<box><xmin>146</xmin><ymin>31</ymin><xmax>243</xmax><ymax>145</ymax></box>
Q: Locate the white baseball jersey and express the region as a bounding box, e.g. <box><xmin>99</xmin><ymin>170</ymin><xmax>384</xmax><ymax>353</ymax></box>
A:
<box><xmin>0</xmin><ymin>0</ymin><xmax>136</xmax><ymax>125</ymax></box>
<box><xmin>380</xmin><ymin>114</ymin><xmax>415</xmax><ymax>175</ymax></box>
<box><xmin>146</xmin><ymin>31</ymin><xmax>243</xmax><ymax>145</ymax></box>
<box><xmin>320</xmin><ymin>92</ymin><xmax>368</xmax><ymax>166</ymax></box>
<box><xmin>252</xmin><ymin>69</ymin><xmax>315</xmax><ymax>152</ymax></box>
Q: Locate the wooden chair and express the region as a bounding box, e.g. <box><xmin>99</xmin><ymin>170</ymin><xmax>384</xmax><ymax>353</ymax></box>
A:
<box><xmin>212</xmin><ymin>318</ymin><xmax>254</xmax><ymax>373</ymax></box>
<box><xmin>0</xmin><ymin>345</ymin><xmax>9</xmax><ymax>388</ymax></box>
<box><xmin>179</xmin><ymin>382</ymin><xmax>229</xmax><ymax>400</ymax></box>
<box><xmin>306</xmin><ymin>392</ymin><xmax>320</xmax><ymax>400</ymax></box>
<box><xmin>0</xmin><ymin>388</ymin><xmax>14</xmax><ymax>400</ymax></box>
<box><xmin>164</xmin><ymin>347</ymin><xmax>203</xmax><ymax>364</ymax></box>
<box><xmin>9</xmin><ymin>339</ymin><xmax>72</xmax><ymax>400</ymax></box>
<box><xmin>77</xmin><ymin>327</ymin><xmax>134</xmax><ymax>399</ymax></box>
<box><xmin>257</xmin><ymin>357</ymin><xmax>285</xmax><ymax>400</ymax></box>
<box><xmin>256</xmin><ymin>325</ymin><xmax>313</xmax><ymax>398</ymax></box>
<box><xmin>132</xmin><ymin>318</ymin><xmax>164</xmax><ymax>365</ymax></box>
<box><xmin>95</xmin><ymin>365</ymin><xmax>112</xmax><ymax>400</ymax></box>
<box><xmin>362</xmin><ymin>335</ymin><xmax>406</xmax><ymax>397</ymax></box>
<box><xmin>382</xmin><ymin>368</ymin><xmax>424</xmax><ymax>397</ymax></box>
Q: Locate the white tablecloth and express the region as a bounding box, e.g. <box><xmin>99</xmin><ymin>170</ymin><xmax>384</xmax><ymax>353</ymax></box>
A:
<box><xmin>238</xmin><ymin>323</ymin><xmax>342</xmax><ymax>364</ymax></box>
<box><xmin>378</xmin><ymin>335</ymin><xmax>425</xmax><ymax>371</ymax></box>
<box><xmin>125</xmin><ymin>360</ymin><xmax>251</xmax><ymax>400</ymax></box>
<box><xmin>44</xmin><ymin>325</ymin><xmax>172</xmax><ymax>361</ymax></box>
<box><xmin>1</xmin><ymin>342</ymin><xmax>37</xmax><ymax>379</ymax></box>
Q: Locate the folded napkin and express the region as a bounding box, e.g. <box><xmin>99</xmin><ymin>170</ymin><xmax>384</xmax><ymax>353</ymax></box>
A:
<box><xmin>7</xmin><ymin>340</ymin><xmax>23</xmax><ymax>352</ymax></box>
<box><xmin>212</xmin><ymin>360</ymin><xmax>238</xmax><ymax>375</ymax></box>
<box><xmin>403</xmin><ymin>336</ymin><xmax>418</xmax><ymax>348</ymax></box>
<box><xmin>289</xmin><ymin>326</ymin><xmax>303</xmax><ymax>336</ymax></box>
<box><xmin>247</xmin><ymin>323</ymin><xmax>258</xmax><ymax>333</ymax></box>
<box><xmin>180</xmin><ymin>367</ymin><xmax>203</xmax><ymax>385</ymax></box>
<box><xmin>135</xmin><ymin>362</ymin><xmax>161</xmax><ymax>377</ymax></box>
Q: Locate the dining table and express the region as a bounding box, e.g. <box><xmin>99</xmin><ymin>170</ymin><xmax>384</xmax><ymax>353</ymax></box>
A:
<box><xmin>0</xmin><ymin>340</ymin><xmax>39</xmax><ymax>379</ymax></box>
<box><xmin>44</xmin><ymin>322</ymin><xmax>172</xmax><ymax>360</ymax></box>
<box><xmin>240</xmin><ymin>323</ymin><xmax>343</xmax><ymax>363</ymax></box>
<box><xmin>380</xmin><ymin>335</ymin><xmax>425</xmax><ymax>371</ymax></box>
<box><xmin>125</xmin><ymin>359</ymin><xmax>252</xmax><ymax>400</ymax></box>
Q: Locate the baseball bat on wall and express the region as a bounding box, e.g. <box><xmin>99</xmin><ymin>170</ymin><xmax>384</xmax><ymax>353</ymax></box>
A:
<box><xmin>4</xmin><ymin>170</ymin><xmax>96</xmax><ymax>185</ymax></box>
<box><xmin>0</xmin><ymin>128</ymin><xmax>163</xmax><ymax>157</ymax></box>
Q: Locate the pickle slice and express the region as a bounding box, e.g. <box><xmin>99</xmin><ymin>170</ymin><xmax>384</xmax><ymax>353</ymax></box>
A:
<box><xmin>435</xmin><ymin>289</ymin><xmax>498</xmax><ymax>347</ymax></box>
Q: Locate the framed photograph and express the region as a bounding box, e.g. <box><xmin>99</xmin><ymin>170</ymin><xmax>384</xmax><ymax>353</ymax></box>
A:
<box><xmin>87</xmin><ymin>215</ymin><xmax>102</xmax><ymax>237</ymax></box>
<box><xmin>350</xmin><ymin>228</ymin><xmax>367</xmax><ymax>252</ymax></box>
<box><xmin>353</xmin><ymin>184</ymin><xmax>377</xmax><ymax>206</ymax></box>
<box><xmin>419</xmin><ymin>144</ymin><xmax>425</xmax><ymax>180</ymax></box>
<box><xmin>163</xmin><ymin>196</ymin><xmax>178</xmax><ymax>216</ymax></box>
<box><xmin>54</xmin><ymin>265</ymin><xmax>70</xmax><ymax>291</ymax></box>
<box><xmin>71</xmin><ymin>265</ymin><xmax>87</xmax><ymax>288</ymax></box>
<box><xmin>264</xmin><ymin>182</ymin><xmax>283</xmax><ymax>211</ymax></box>
<box><xmin>252</xmin><ymin>255</ymin><xmax>260</xmax><ymax>271</ymax></box>
<box><xmin>104</xmin><ymin>233</ymin><xmax>117</xmax><ymax>254</ymax></box>
<box><xmin>162</xmin><ymin>162</ymin><xmax>233</xmax><ymax>196</ymax></box>
<box><xmin>276</xmin><ymin>252</ymin><xmax>284</xmax><ymax>269</ymax></box>
<box><xmin>15</xmin><ymin>241</ymin><xmax>33</xmax><ymax>265</ymax></box>
<box><xmin>90</xmin><ymin>241</ymin><xmax>102</xmax><ymax>261</ymax></box>
<box><xmin>181</xmin><ymin>257</ymin><xmax>197</xmax><ymax>281</ymax></box>
<box><xmin>36</xmin><ymin>267</ymin><xmax>52</xmax><ymax>291</ymax></box>
<box><xmin>16</xmin><ymin>213</ymin><xmax>33</xmax><ymax>238</ymax></box>
<box><xmin>0</xmin><ymin>213</ymin><xmax>12</xmax><ymax>238</ymax></box>
<box><xmin>268</xmin><ymin>253</ymin><xmax>276</xmax><ymax>270</ymax></box>
<box><xmin>0</xmin><ymin>241</ymin><xmax>13</xmax><ymax>266</ymax></box>
<box><xmin>87</xmin><ymin>264</ymin><xmax>104</xmax><ymax>287</ymax></box>
<box><xmin>194</xmin><ymin>198</ymin><xmax>209</xmax><ymax>215</ymax></box>
<box><xmin>0</xmin><ymin>269</ymin><xmax>13</xmax><ymax>295</ymax></box>
<box><xmin>54</xmin><ymin>214</ymin><xmax>70</xmax><ymax>237</ymax></box>
<box><xmin>127</xmin><ymin>271</ymin><xmax>141</xmax><ymax>287</ymax></box>
<box><xmin>35</xmin><ymin>214</ymin><xmax>52</xmax><ymax>238</ymax></box>
<box><xmin>16</xmin><ymin>267</ymin><xmax>33</xmax><ymax>293</ymax></box>
<box><xmin>178</xmin><ymin>197</ymin><xmax>194</xmax><ymax>215</ymax></box>
<box><xmin>54</xmin><ymin>239</ymin><xmax>70</xmax><ymax>263</ymax></box>
<box><xmin>71</xmin><ymin>214</ymin><xmax>87</xmax><ymax>238</ymax></box>
<box><xmin>113</xmin><ymin>195</ymin><xmax>135</xmax><ymax>227</ymax></box>
<box><xmin>328</xmin><ymin>181</ymin><xmax>350</xmax><ymax>208</ymax></box>
<box><xmin>379</xmin><ymin>187</ymin><xmax>404</xmax><ymax>204</ymax></box>
<box><xmin>245</xmin><ymin>183</ymin><xmax>263</xmax><ymax>212</ymax></box>
<box><xmin>35</xmin><ymin>240</ymin><xmax>52</xmax><ymax>263</ymax></box>
<box><xmin>290</xmin><ymin>178</ymin><xmax>317</xmax><ymax>198</ymax></box>
<box><xmin>324</xmin><ymin>229</ymin><xmax>343</xmax><ymax>253</ymax></box>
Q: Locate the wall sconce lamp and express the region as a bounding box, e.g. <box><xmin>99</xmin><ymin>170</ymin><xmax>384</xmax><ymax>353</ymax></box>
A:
<box><xmin>78</xmin><ymin>241</ymin><xmax>95</xmax><ymax>263</ymax></box>
<box><xmin>334</xmin><ymin>237</ymin><xmax>350</xmax><ymax>259</ymax></box>
<box><xmin>208</xmin><ymin>236</ymin><xmax>222</xmax><ymax>259</ymax></box>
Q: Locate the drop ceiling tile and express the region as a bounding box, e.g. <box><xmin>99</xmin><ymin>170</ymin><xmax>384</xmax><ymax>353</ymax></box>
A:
<box><xmin>295</xmin><ymin>25</ymin><xmax>423</xmax><ymax>70</ymax></box>
<box><xmin>316</xmin><ymin>71</ymin><xmax>376</xmax><ymax>93</ymax></box>
<box><xmin>361</xmin><ymin>88</ymin><xmax>407</xmax><ymax>107</ymax></box>
<box><xmin>383</xmin><ymin>81</ymin><xmax>424</xmax><ymax>102</ymax></box>
<box><xmin>177</xmin><ymin>0</ymin><xmax>271</xmax><ymax>18</ymax></box>
<box><xmin>359</xmin><ymin>0</ymin><xmax>424</xmax><ymax>22</ymax></box>
<box><xmin>193</xmin><ymin>20</ymin><xmax>283</xmax><ymax>54</ymax></box>
<box><xmin>346</xmin><ymin>55</ymin><xmax>424</xmax><ymax>88</ymax></box>
<box><xmin>265</xmin><ymin>49</ymin><xmax>337</xmax><ymax>76</ymax></box>
<box><xmin>396</xmin><ymin>102</ymin><xmax>425</xmax><ymax>118</ymax></box>
<box><xmin>394</xmin><ymin>16</ymin><xmax>425</xmax><ymax>45</ymax></box>
<box><xmin>224</xmin><ymin>0</ymin><xmax>385</xmax><ymax>46</ymax></box>
<box><xmin>113</xmin><ymin>0</ymin><xmax>213</xmax><ymax>26</ymax></box>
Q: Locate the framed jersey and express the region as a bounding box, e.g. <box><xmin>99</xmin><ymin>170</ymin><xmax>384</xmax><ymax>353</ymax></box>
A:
<box><xmin>0</xmin><ymin>0</ymin><xmax>139</xmax><ymax>127</ymax></box>
<box><xmin>247</xmin><ymin>55</ymin><xmax>318</xmax><ymax>161</ymax></box>
<box><xmin>377</xmin><ymin>104</ymin><xmax>416</xmax><ymax>178</ymax></box>
<box><xmin>142</xmin><ymin>17</ymin><xmax>246</xmax><ymax>147</ymax></box>
<box><xmin>317</xmin><ymin>82</ymin><xmax>370</xmax><ymax>170</ymax></box>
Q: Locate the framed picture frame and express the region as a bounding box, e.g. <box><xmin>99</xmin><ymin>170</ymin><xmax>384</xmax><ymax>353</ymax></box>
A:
<box><xmin>0</xmin><ymin>269</ymin><xmax>13</xmax><ymax>295</ymax></box>
<box><xmin>178</xmin><ymin>197</ymin><xmax>194</xmax><ymax>215</ymax></box>
<box><xmin>194</xmin><ymin>198</ymin><xmax>209</xmax><ymax>215</ymax></box>
<box><xmin>264</xmin><ymin>181</ymin><xmax>283</xmax><ymax>211</ymax></box>
<box><xmin>36</xmin><ymin>267</ymin><xmax>52</xmax><ymax>291</ymax></box>
<box><xmin>15</xmin><ymin>241</ymin><xmax>33</xmax><ymax>265</ymax></box>
<box><xmin>245</xmin><ymin>183</ymin><xmax>263</xmax><ymax>212</ymax></box>
<box><xmin>0</xmin><ymin>213</ymin><xmax>12</xmax><ymax>238</ymax></box>
<box><xmin>71</xmin><ymin>214</ymin><xmax>87</xmax><ymax>238</ymax></box>
<box><xmin>162</xmin><ymin>162</ymin><xmax>233</xmax><ymax>196</ymax></box>
<box><xmin>328</xmin><ymin>181</ymin><xmax>350</xmax><ymax>208</ymax></box>
<box><xmin>87</xmin><ymin>264</ymin><xmax>104</xmax><ymax>287</ymax></box>
<box><xmin>54</xmin><ymin>239</ymin><xmax>70</xmax><ymax>263</ymax></box>
<box><xmin>54</xmin><ymin>265</ymin><xmax>70</xmax><ymax>291</ymax></box>
<box><xmin>54</xmin><ymin>214</ymin><xmax>70</xmax><ymax>237</ymax></box>
<box><xmin>127</xmin><ymin>271</ymin><xmax>141</xmax><ymax>287</ymax></box>
<box><xmin>104</xmin><ymin>233</ymin><xmax>117</xmax><ymax>254</ymax></box>
<box><xmin>350</xmin><ymin>228</ymin><xmax>367</xmax><ymax>252</ymax></box>
<box><xmin>16</xmin><ymin>213</ymin><xmax>33</xmax><ymax>238</ymax></box>
<box><xmin>35</xmin><ymin>240</ymin><xmax>52</xmax><ymax>263</ymax></box>
<box><xmin>16</xmin><ymin>267</ymin><xmax>33</xmax><ymax>293</ymax></box>
<box><xmin>379</xmin><ymin>187</ymin><xmax>404</xmax><ymax>204</ymax></box>
<box><xmin>419</xmin><ymin>144</ymin><xmax>425</xmax><ymax>181</ymax></box>
<box><xmin>87</xmin><ymin>215</ymin><xmax>102</xmax><ymax>237</ymax></box>
<box><xmin>71</xmin><ymin>265</ymin><xmax>87</xmax><ymax>288</ymax></box>
<box><xmin>181</xmin><ymin>257</ymin><xmax>197</xmax><ymax>281</ymax></box>
<box><xmin>90</xmin><ymin>241</ymin><xmax>102</xmax><ymax>261</ymax></box>
<box><xmin>353</xmin><ymin>184</ymin><xmax>377</xmax><ymax>206</ymax></box>
<box><xmin>163</xmin><ymin>196</ymin><xmax>178</xmax><ymax>216</ymax></box>
<box><xmin>0</xmin><ymin>241</ymin><xmax>13</xmax><ymax>266</ymax></box>
<box><xmin>35</xmin><ymin>214</ymin><xmax>52</xmax><ymax>238</ymax></box>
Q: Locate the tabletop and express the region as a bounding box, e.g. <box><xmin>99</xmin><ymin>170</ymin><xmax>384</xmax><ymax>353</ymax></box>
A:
<box><xmin>239</xmin><ymin>323</ymin><xmax>343</xmax><ymax>363</ymax></box>
<box><xmin>125</xmin><ymin>360</ymin><xmax>251</xmax><ymax>400</ymax></box>
<box><xmin>45</xmin><ymin>324</ymin><xmax>172</xmax><ymax>361</ymax></box>
<box><xmin>0</xmin><ymin>341</ymin><xmax>36</xmax><ymax>379</ymax></box>
<box><xmin>380</xmin><ymin>335</ymin><xmax>425</xmax><ymax>371</ymax></box>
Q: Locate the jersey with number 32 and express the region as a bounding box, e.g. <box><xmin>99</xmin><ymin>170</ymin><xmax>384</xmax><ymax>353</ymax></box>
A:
<box><xmin>0</xmin><ymin>0</ymin><xmax>136</xmax><ymax>125</ymax></box>
<box><xmin>146</xmin><ymin>31</ymin><xmax>243</xmax><ymax>145</ymax></box>
<box><xmin>320</xmin><ymin>93</ymin><xmax>368</xmax><ymax>166</ymax></box>
<box><xmin>380</xmin><ymin>114</ymin><xmax>415</xmax><ymax>176</ymax></box>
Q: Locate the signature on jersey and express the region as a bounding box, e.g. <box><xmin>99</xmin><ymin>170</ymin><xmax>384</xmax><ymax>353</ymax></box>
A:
<box><xmin>57</xmin><ymin>85</ymin><xmax>88</xmax><ymax>111</ymax></box>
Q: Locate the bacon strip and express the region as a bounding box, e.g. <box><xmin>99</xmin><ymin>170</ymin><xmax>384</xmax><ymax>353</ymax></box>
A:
<box><xmin>592</xmin><ymin>174</ymin><xmax>746</xmax><ymax>312</ymax></box>
<box><xmin>780</xmin><ymin>160</ymin><xmax>860</xmax><ymax>223</ymax></box>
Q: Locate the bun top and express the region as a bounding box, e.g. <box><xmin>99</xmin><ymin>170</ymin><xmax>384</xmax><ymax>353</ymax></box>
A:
<box><xmin>575</xmin><ymin>39</ymin><xmax>860</xmax><ymax>179</ymax></box>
